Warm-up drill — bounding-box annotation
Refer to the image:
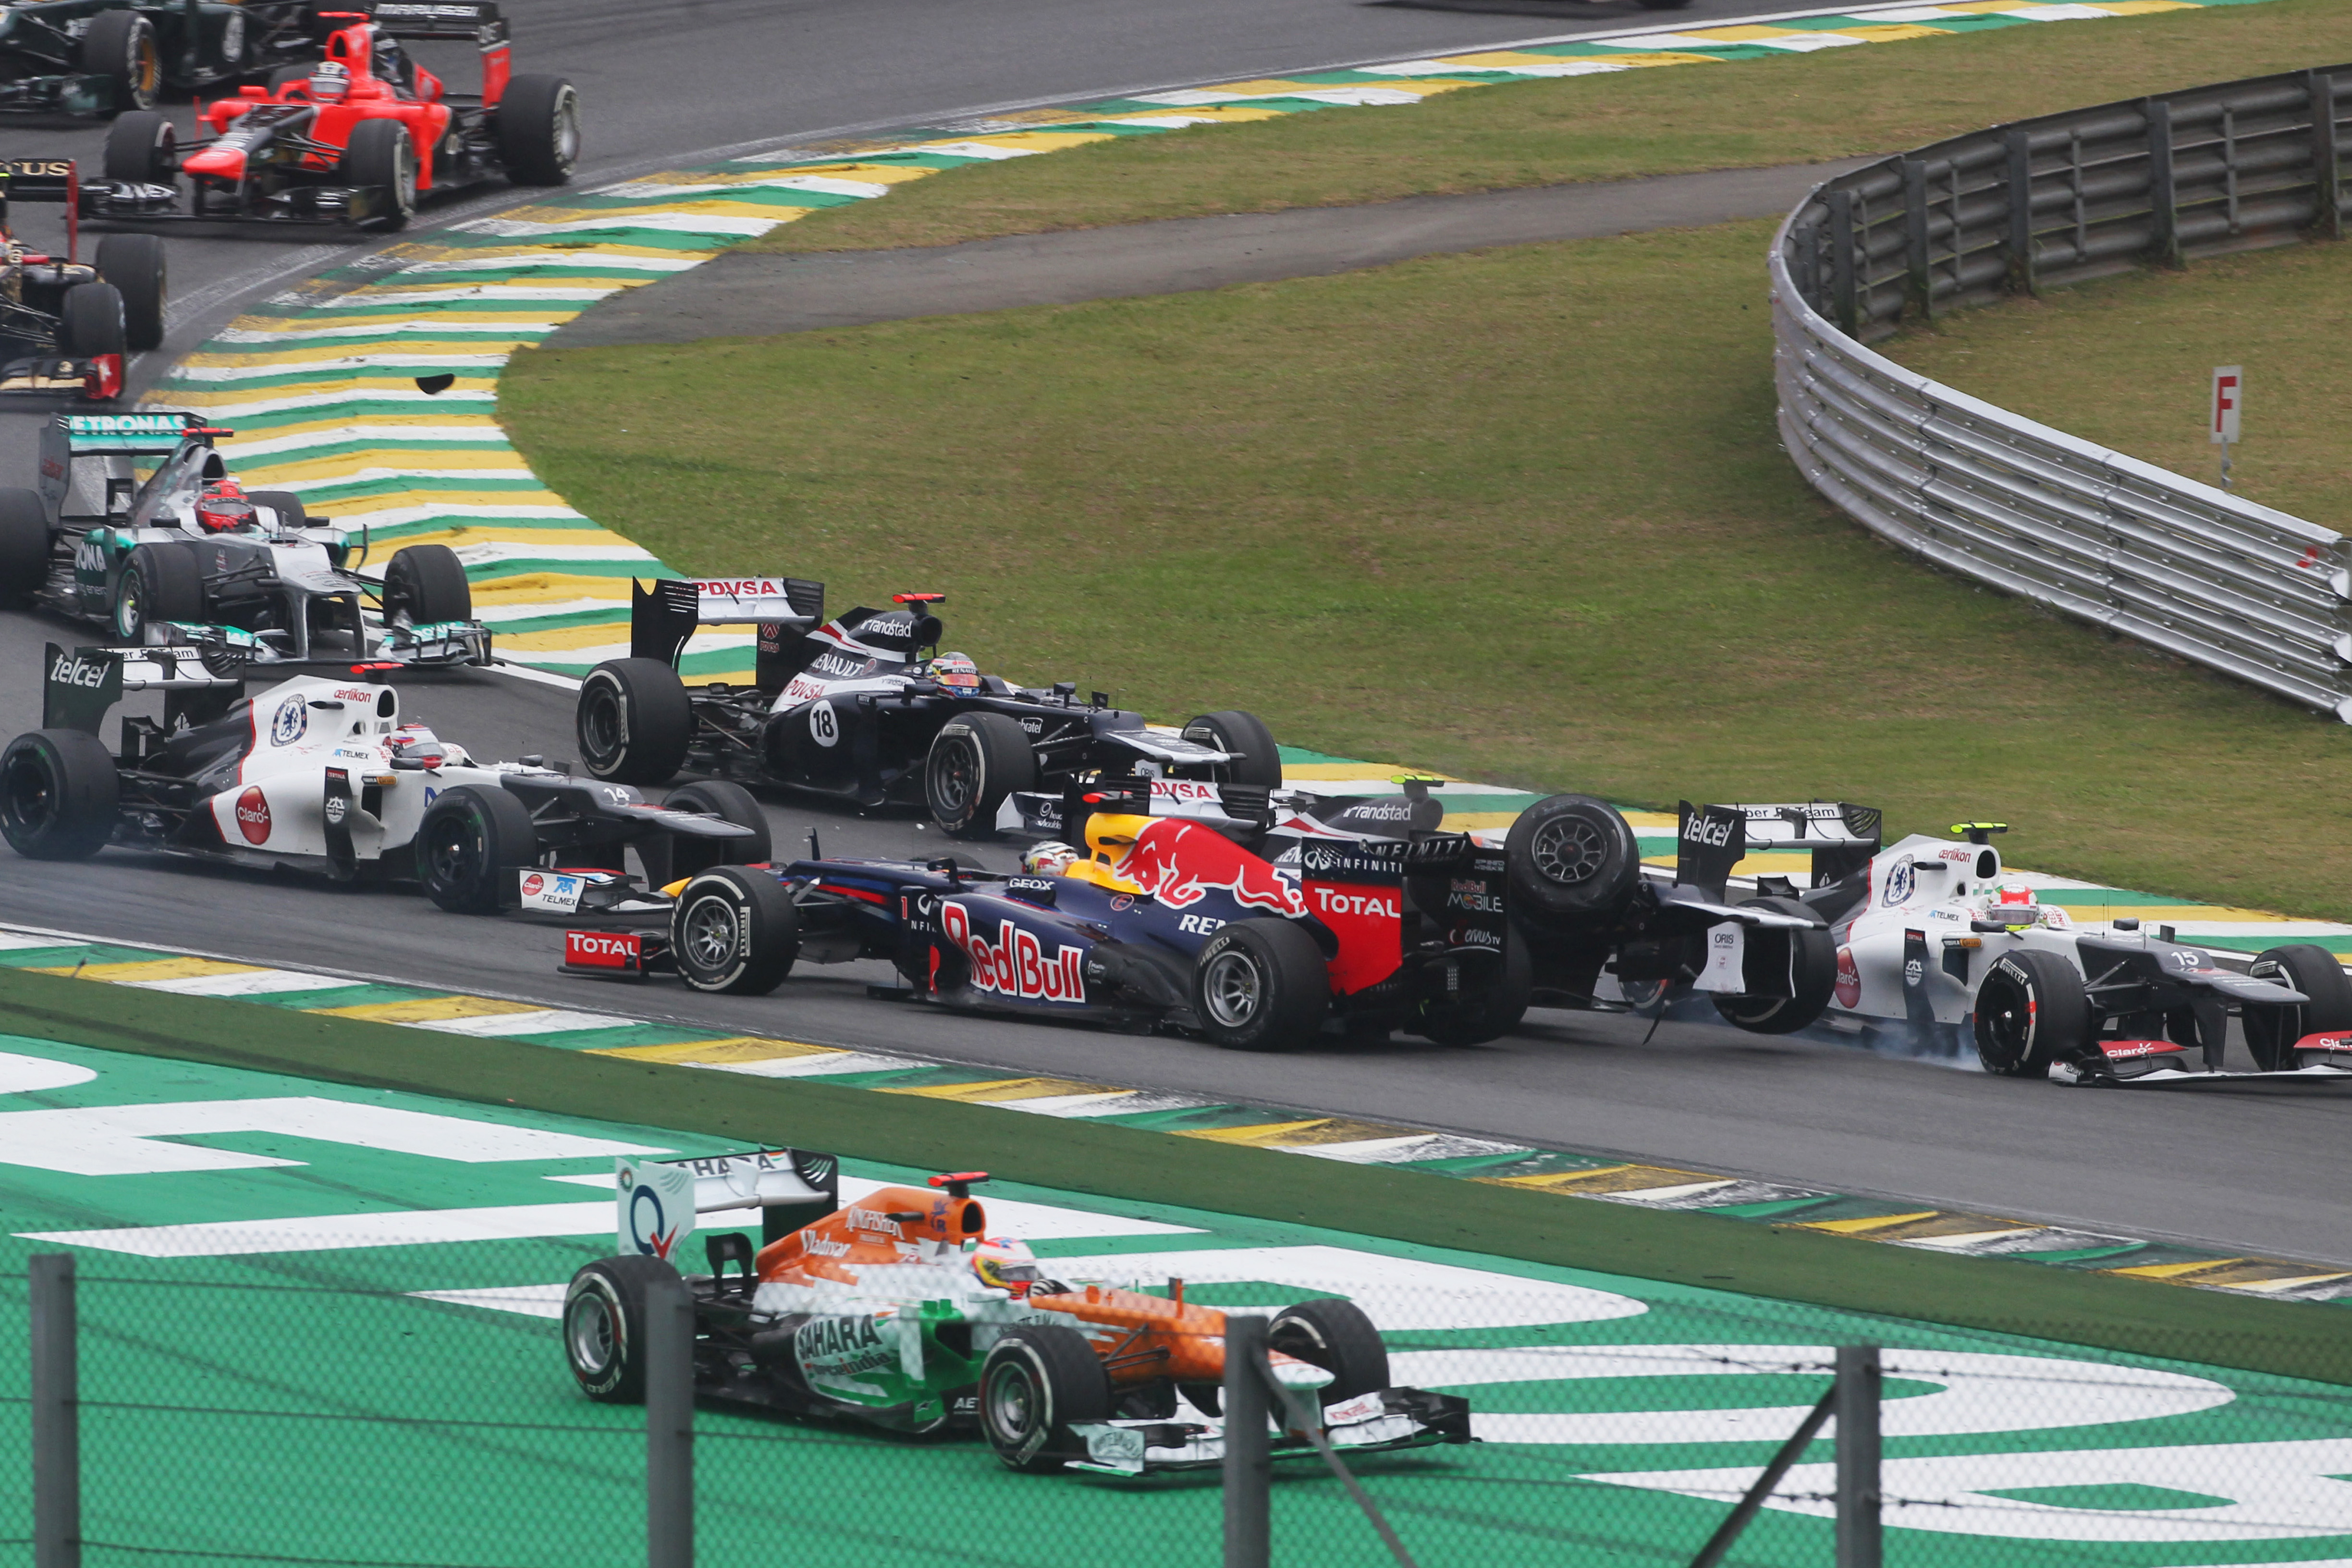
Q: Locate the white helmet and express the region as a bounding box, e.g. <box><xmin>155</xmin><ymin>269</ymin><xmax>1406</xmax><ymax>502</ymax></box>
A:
<box><xmin>306</xmin><ymin>61</ymin><xmax>350</xmax><ymax>100</ymax></box>
<box><xmin>1021</xmin><ymin>840</ymin><xmax>1078</xmax><ymax>877</ymax></box>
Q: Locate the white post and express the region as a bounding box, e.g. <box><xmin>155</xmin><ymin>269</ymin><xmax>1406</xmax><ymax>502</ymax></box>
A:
<box><xmin>2211</xmin><ymin>365</ymin><xmax>2242</xmax><ymax>489</ymax></box>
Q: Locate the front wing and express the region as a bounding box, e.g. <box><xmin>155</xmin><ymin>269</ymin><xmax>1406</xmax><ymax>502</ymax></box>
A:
<box><xmin>1066</xmin><ymin>1387</ymin><xmax>1472</xmax><ymax>1478</ymax></box>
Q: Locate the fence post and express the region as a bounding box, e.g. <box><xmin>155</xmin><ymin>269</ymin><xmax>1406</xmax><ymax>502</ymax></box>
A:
<box><xmin>31</xmin><ymin>1254</ymin><xmax>79</xmax><ymax>1568</ymax></box>
<box><xmin>2147</xmin><ymin>99</ymin><xmax>2183</xmax><ymax>267</ymax></box>
<box><xmin>2312</xmin><ymin>70</ymin><xmax>2344</xmax><ymax>241</ymax></box>
<box><xmin>1902</xmin><ymin>159</ymin><xmax>1933</xmax><ymax>320</ymax></box>
<box><xmin>1835</xmin><ymin>1346</ymin><xmax>1882</xmax><ymax>1568</ymax></box>
<box><xmin>1224</xmin><ymin>1314</ymin><xmax>1271</xmax><ymax>1568</ymax></box>
<box><xmin>1826</xmin><ymin>187</ymin><xmax>1858</xmax><ymax>337</ymax></box>
<box><xmin>645</xmin><ymin>1274</ymin><xmax>693</xmax><ymax>1568</ymax></box>
<box><xmin>2005</xmin><ymin>129</ymin><xmax>2038</xmax><ymax>294</ymax></box>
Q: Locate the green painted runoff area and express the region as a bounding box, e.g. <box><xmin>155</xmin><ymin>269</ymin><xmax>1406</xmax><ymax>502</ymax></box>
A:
<box><xmin>5</xmin><ymin>1029</ymin><xmax>2352</xmax><ymax>1568</ymax></box>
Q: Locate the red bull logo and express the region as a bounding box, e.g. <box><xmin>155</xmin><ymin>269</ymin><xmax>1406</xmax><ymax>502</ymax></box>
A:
<box><xmin>1113</xmin><ymin>818</ymin><xmax>1304</xmax><ymax>916</ymax></box>
<box><xmin>942</xmin><ymin>901</ymin><xmax>1086</xmax><ymax>1004</ymax></box>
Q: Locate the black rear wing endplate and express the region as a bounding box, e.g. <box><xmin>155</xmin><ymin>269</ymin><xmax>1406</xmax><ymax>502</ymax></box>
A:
<box><xmin>367</xmin><ymin>2</ymin><xmax>511</xmax><ymax>42</ymax></box>
<box><xmin>630</xmin><ymin>575</ymin><xmax>824</xmax><ymax>679</ymax></box>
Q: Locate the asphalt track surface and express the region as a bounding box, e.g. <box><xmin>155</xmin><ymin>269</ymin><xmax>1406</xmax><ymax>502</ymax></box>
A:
<box><xmin>550</xmin><ymin>158</ymin><xmax>1877</xmax><ymax>345</ymax></box>
<box><xmin>0</xmin><ymin>0</ymin><xmax>2346</xmax><ymax>1270</ymax></box>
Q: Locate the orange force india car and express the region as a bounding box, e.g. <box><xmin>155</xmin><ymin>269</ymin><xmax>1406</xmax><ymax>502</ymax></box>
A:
<box><xmin>88</xmin><ymin>2</ymin><xmax>577</xmax><ymax>230</ymax></box>
<box><xmin>562</xmin><ymin>1156</ymin><xmax>1471</xmax><ymax>1476</ymax></box>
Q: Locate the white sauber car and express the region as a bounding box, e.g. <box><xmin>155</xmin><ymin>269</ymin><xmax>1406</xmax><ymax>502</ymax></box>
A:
<box><xmin>1795</xmin><ymin>822</ymin><xmax>2352</xmax><ymax>1084</ymax></box>
<box><xmin>0</xmin><ymin>641</ymin><xmax>767</xmax><ymax>913</ymax></box>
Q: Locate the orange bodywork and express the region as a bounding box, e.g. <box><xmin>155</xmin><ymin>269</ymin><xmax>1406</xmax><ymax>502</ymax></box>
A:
<box><xmin>756</xmin><ymin>1185</ymin><xmax>1240</xmax><ymax>1386</ymax></box>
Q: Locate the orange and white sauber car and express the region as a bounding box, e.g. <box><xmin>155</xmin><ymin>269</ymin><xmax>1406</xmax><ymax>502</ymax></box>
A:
<box><xmin>561</xmin><ymin>1152</ymin><xmax>1471</xmax><ymax>1475</ymax></box>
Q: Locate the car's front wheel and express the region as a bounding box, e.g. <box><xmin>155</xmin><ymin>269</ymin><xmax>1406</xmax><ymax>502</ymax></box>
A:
<box><xmin>1972</xmin><ymin>948</ymin><xmax>2088</xmax><ymax>1078</ymax></box>
<box><xmin>2243</xmin><ymin>943</ymin><xmax>2352</xmax><ymax>1071</ymax></box>
<box><xmin>111</xmin><ymin>542</ymin><xmax>202</xmax><ymax>643</ymax></box>
<box><xmin>979</xmin><ymin>1326</ymin><xmax>1112</xmax><ymax>1473</ymax></box>
<box><xmin>669</xmin><ymin>866</ymin><xmax>798</xmax><ymax>994</ymax></box>
<box><xmin>382</xmin><ymin>544</ymin><xmax>472</xmax><ymax>625</ymax></box>
<box><xmin>341</xmin><ymin>118</ymin><xmax>417</xmax><ymax>231</ymax></box>
<box><xmin>922</xmin><ymin>710</ymin><xmax>1036</xmax><ymax>838</ymax></box>
<box><xmin>414</xmin><ymin>785</ymin><xmax>539</xmax><ymax>912</ymax></box>
<box><xmin>1268</xmin><ymin>1298</ymin><xmax>1389</xmax><ymax>1407</ymax></box>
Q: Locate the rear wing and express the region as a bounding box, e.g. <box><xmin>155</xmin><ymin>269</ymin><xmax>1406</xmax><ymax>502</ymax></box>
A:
<box><xmin>2</xmin><ymin>158</ymin><xmax>80</xmax><ymax>262</ymax></box>
<box><xmin>368</xmin><ymin>1</ymin><xmax>510</xmax><ymax>41</ymax></box>
<box><xmin>1676</xmin><ymin>800</ymin><xmax>1881</xmax><ymax>893</ymax></box>
<box><xmin>617</xmin><ymin>1146</ymin><xmax>839</xmax><ymax>1260</ymax></box>
<box><xmin>39</xmin><ymin>413</ymin><xmax>216</xmax><ymax>525</ymax></box>
<box><xmin>44</xmin><ymin>643</ymin><xmax>244</xmax><ymax>735</ymax></box>
<box><xmin>629</xmin><ymin>575</ymin><xmax>823</xmax><ymax>686</ymax></box>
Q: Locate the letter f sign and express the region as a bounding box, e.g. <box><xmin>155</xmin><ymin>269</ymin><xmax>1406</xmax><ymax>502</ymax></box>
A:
<box><xmin>2210</xmin><ymin>367</ymin><xmax>2242</xmax><ymax>443</ymax></box>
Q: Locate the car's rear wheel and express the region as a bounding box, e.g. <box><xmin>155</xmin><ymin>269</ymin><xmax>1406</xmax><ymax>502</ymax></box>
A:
<box><xmin>1268</xmin><ymin>1298</ymin><xmax>1389</xmax><ymax>1406</ymax></box>
<box><xmin>0</xmin><ymin>729</ymin><xmax>120</xmax><ymax>860</ymax></box>
<box><xmin>341</xmin><ymin>118</ymin><xmax>417</xmax><ymax>231</ymax></box>
<box><xmin>1506</xmin><ymin>794</ymin><xmax>1642</xmax><ymax>924</ymax></box>
<box><xmin>0</xmin><ymin>490</ymin><xmax>52</xmax><ymax>607</ymax></box>
<box><xmin>2243</xmin><ymin>943</ymin><xmax>2352</xmax><ymax>1071</ymax></box>
<box><xmin>979</xmin><ymin>1325</ymin><xmax>1112</xmax><ymax>1474</ymax></box>
<box><xmin>60</xmin><ymin>283</ymin><xmax>127</xmax><ymax>360</ymax></box>
<box><xmin>923</xmin><ymin>710</ymin><xmax>1036</xmax><ymax>839</ymax></box>
<box><xmin>414</xmin><ymin>784</ymin><xmax>539</xmax><ymax>912</ymax></box>
<box><xmin>1972</xmin><ymin>948</ymin><xmax>2088</xmax><ymax>1078</ymax></box>
<box><xmin>381</xmin><ymin>543</ymin><xmax>471</xmax><ymax>625</ymax></box>
<box><xmin>669</xmin><ymin>866</ymin><xmax>798</xmax><ymax>994</ymax></box>
<box><xmin>1193</xmin><ymin>918</ymin><xmax>1328</xmax><ymax>1051</ymax></box>
<box><xmin>94</xmin><ymin>233</ymin><xmax>165</xmax><ymax>352</ymax></box>
<box><xmin>112</xmin><ymin>542</ymin><xmax>202</xmax><ymax>643</ymax></box>
<box><xmin>663</xmin><ymin>780</ymin><xmax>771</xmax><ymax>878</ymax></box>
<box><xmin>1713</xmin><ymin>896</ymin><xmax>1838</xmax><ymax>1035</ymax></box>
<box><xmin>82</xmin><ymin>10</ymin><xmax>159</xmax><ymax>114</ymax></box>
<box><xmin>497</xmin><ymin>74</ymin><xmax>581</xmax><ymax>185</ymax></box>
<box><xmin>578</xmin><ymin>658</ymin><xmax>694</xmax><ymax>785</ymax></box>
<box><xmin>1181</xmin><ymin>709</ymin><xmax>1282</xmax><ymax>789</ymax></box>
<box><xmin>562</xmin><ymin>1255</ymin><xmax>679</xmax><ymax>1404</ymax></box>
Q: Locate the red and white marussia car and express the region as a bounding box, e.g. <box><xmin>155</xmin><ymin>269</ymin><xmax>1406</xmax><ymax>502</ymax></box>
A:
<box><xmin>1791</xmin><ymin>822</ymin><xmax>2352</xmax><ymax>1084</ymax></box>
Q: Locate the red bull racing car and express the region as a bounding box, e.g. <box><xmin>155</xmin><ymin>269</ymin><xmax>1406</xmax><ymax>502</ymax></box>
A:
<box><xmin>88</xmin><ymin>2</ymin><xmax>577</xmax><ymax>231</ymax></box>
<box><xmin>574</xmin><ymin>576</ymin><xmax>1284</xmax><ymax>841</ymax></box>
<box><xmin>564</xmin><ymin>778</ymin><xmax>1520</xmax><ymax>1050</ymax></box>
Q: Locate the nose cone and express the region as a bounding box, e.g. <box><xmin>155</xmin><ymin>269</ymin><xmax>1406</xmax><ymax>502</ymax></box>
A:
<box><xmin>182</xmin><ymin>145</ymin><xmax>246</xmax><ymax>180</ymax></box>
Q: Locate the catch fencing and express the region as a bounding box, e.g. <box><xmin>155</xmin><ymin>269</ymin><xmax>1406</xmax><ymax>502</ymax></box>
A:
<box><xmin>12</xmin><ymin>1249</ymin><xmax>2352</xmax><ymax>1568</ymax></box>
<box><xmin>1769</xmin><ymin>65</ymin><xmax>2352</xmax><ymax>720</ymax></box>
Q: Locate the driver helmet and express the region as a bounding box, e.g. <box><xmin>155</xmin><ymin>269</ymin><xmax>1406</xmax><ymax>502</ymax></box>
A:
<box><xmin>1021</xmin><ymin>840</ymin><xmax>1078</xmax><ymax>877</ymax></box>
<box><xmin>194</xmin><ymin>479</ymin><xmax>257</xmax><ymax>534</ymax></box>
<box><xmin>929</xmin><ymin>651</ymin><xmax>980</xmax><ymax>690</ymax></box>
<box><xmin>387</xmin><ymin>724</ymin><xmax>447</xmax><ymax>766</ymax></box>
<box><xmin>970</xmin><ymin>1235</ymin><xmax>1039</xmax><ymax>1298</ymax></box>
<box><xmin>306</xmin><ymin>61</ymin><xmax>350</xmax><ymax>101</ymax></box>
<box><xmin>1994</xmin><ymin>881</ymin><xmax>2035</xmax><ymax>907</ymax></box>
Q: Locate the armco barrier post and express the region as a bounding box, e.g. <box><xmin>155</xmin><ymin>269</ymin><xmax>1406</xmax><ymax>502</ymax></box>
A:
<box><xmin>1835</xmin><ymin>1346</ymin><xmax>1882</xmax><ymax>1568</ymax></box>
<box><xmin>646</xmin><ymin>1274</ymin><xmax>694</xmax><ymax>1568</ymax></box>
<box><xmin>31</xmin><ymin>1253</ymin><xmax>79</xmax><ymax>1568</ymax></box>
<box><xmin>1224</xmin><ymin>1314</ymin><xmax>1271</xmax><ymax>1568</ymax></box>
<box><xmin>2312</xmin><ymin>70</ymin><xmax>2343</xmax><ymax>241</ymax></box>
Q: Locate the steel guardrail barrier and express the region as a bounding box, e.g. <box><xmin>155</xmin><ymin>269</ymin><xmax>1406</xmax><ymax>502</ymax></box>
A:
<box><xmin>1769</xmin><ymin>65</ymin><xmax>2352</xmax><ymax>720</ymax></box>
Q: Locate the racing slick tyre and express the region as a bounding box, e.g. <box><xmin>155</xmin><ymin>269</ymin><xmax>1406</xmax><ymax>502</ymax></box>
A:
<box><xmin>247</xmin><ymin>490</ymin><xmax>306</xmax><ymax>532</ymax></box>
<box><xmin>94</xmin><ymin>233</ymin><xmax>165</xmax><ymax>352</ymax></box>
<box><xmin>1416</xmin><ymin>931</ymin><xmax>1531</xmax><ymax>1047</ymax></box>
<box><xmin>1712</xmin><ymin>895</ymin><xmax>1838</xmax><ymax>1035</ymax></box>
<box><xmin>0</xmin><ymin>729</ymin><xmax>120</xmax><ymax>860</ymax></box>
<box><xmin>103</xmin><ymin>110</ymin><xmax>177</xmax><ymax>182</ymax></box>
<box><xmin>381</xmin><ymin>544</ymin><xmax>472</xmax><ymax>625</ymax></box>
<box><xmin>1971</xmin><ymin>948</ymin><xmax>2090</xmax><ymax>1078</ymax></box>
<box><xmin>923</xmin><ymin>710</ymin><xmax>1036</xmax><ymax>839</ymax></box>
<box><xmin>1505</xmin><ymin>794</ymin><xmax>1642</xmax><ymax>924</ymax></box>
<box><xmin>341</xmin><ymin>118</ymin><xmax>417</xmax><ymax>232</ymax></box>
<box><xmin>497</xmin><ymin>74</ymin><xmax>582</xmax><ymax>186</ymax></box>
<box><xmin>578</xmin><ymin>659</ymin><xmax>693</xmax><ymax>786</ymax></box>
<box><xmin>111</xmin><ymin>543</ymin><xmax>202</xmax><ymax>643</ymax></box>
<box><xmin>562</xmin><ymin>1254</ymin><xmax>681</xmax><ymax>1404</ymax></box>
<box><xmin>81</xmin><ymin>10</ymin><xmax>159</xmax><ymax>114</ymax></box>
<box><xmin>415</xmin><ymin>785</ymin><xmax>541</xmax><ymax>913</ymax></box>
<box><xmin>2243</xmin><ymin>943</ymin><xmax>2352</xmax><ymax>1071</ymax></box>
<box><xmin>669</xmin><ymin>866</ymin><xmax>798</xmax><ymax>994</ymax></box>
<box><xmin>0</xmin><ymin>490</ymin><xmax>52</xmax><ymax>607</ymax></box>
<box><xmin>1193</xmin><ymin>918</ymin><xmax>1328</xmax><ymax>1051</ymax></box>
<box><xmin>1269</xmin><ymin>1298</ymin><xmax>1390</xmax><ymax>1405</ymax></box>
<box><xmin>60</xmin><ymin>283</ymin><xmax>127</xmax><ymax>360</ymax></box>
<box><xmin>979</xmin><ymin>1325</ymin><xmax>1113</xmax><ymax>1474</ymax></box>
<box><xmin>663</xmin><ymin>780</ymin><xmax>772</xmax><ymax>877</ymax></box>
<box><xmin>1181</xmin><ymin>710</ymin><xmax>1283</xmax><ymax>789</ymax></box>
